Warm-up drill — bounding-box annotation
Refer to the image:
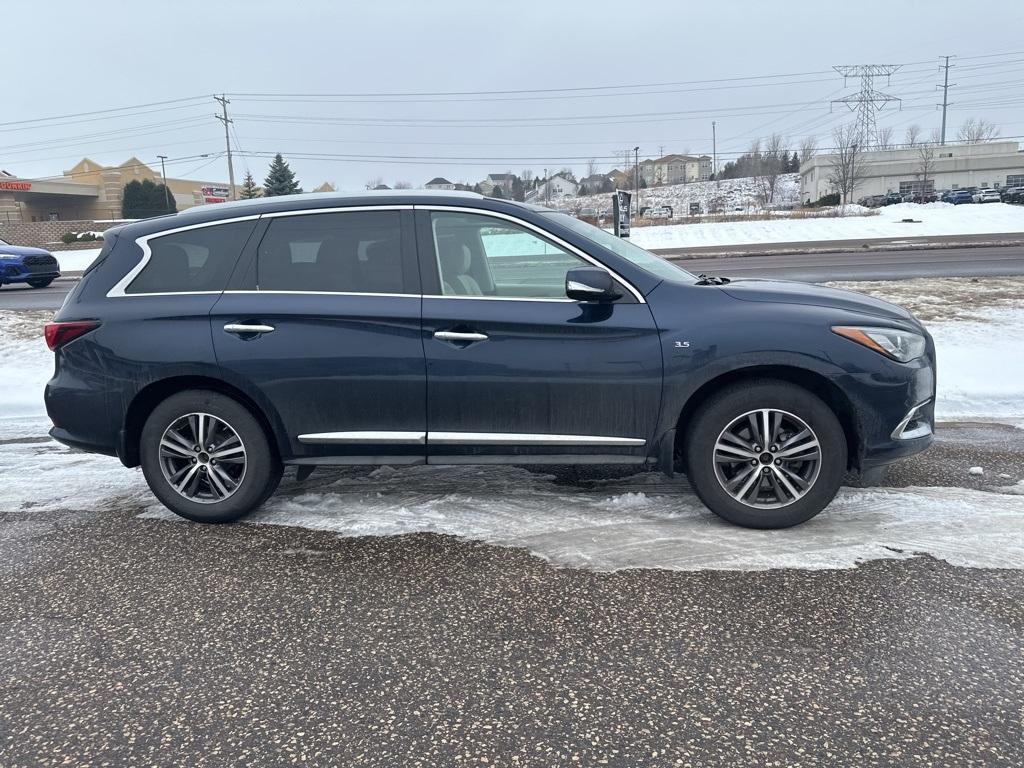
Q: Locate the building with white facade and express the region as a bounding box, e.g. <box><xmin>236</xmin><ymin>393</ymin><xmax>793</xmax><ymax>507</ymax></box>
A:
<box><xmin>800</xmin><ymin>140</ymin><xmax>1024</xmax><ymax>202</ymax></box>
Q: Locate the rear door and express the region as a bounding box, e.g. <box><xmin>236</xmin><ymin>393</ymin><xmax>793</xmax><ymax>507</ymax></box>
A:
<box><xmin>416</xmin><ymin>208</ymin><xmax>663</xmax><ymax>463</ymax></box>
<box><xmin>210</xmin><ymin>207</ymin><xmax>426</xmax><ymax>463</ymax></box>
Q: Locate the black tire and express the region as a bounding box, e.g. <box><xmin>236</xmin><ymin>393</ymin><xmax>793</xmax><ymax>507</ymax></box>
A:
<box><xmin>684</xmin><ymin>379</ymin><xmax>847</xmax><ymax>529</ymax></box>
<box><xmin>140</xmin><ymin>390</ymin><xmax>282</xmax><ymax>523</ymax></box>
<box><xmin>28</xmin><ymin>278</ymin><xmax>54</xmax><ymax>288</ymax></box>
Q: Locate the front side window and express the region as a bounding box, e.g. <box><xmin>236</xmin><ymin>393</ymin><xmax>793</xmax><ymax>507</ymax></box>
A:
<box><xmin>430</xmin><ymin>212</ymin><xmax>587</xmax><ymax>299</ymax></box>
<box><xmin>127</xmin><ymin>220</ymin><xmax>256</xmax><ymax>294</ymax></box>
<box><xmin>257</xmin><ymin>211</ymin><xmax>407</xmax><ymax>294</ymax></box>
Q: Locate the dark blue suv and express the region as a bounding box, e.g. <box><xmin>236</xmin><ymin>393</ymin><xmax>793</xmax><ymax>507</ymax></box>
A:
<box><xmin>45</xmin><ymin>191</ymin><xmax>935</xmax><ymax>528</ymax></box>
<box><xmin>0</xmin><ymin>237</ymin><xmax>60</xmax><ymax>288</ymax></box>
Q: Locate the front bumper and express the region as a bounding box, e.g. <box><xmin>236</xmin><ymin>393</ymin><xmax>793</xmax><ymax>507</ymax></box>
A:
<box><xmin>0</xmin><ymin>262</ymin><xmax>60</xmax><ymax>284</ymax></box>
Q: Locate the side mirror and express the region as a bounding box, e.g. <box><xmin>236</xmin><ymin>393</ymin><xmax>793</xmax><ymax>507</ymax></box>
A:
<box><xmin>565</xmin><ymin>266</ymin><xmax>621</xmax><ymax>302</ymax></box>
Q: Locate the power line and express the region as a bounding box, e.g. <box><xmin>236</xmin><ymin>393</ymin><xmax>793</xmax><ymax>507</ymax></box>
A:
<box><xmin>938</xmin><ymin>55</ymin><xmax>956</xmax><ymax>145</ymax></box>
<box><xmin>214</xmin><ymin>95</ymin><xmax>237</xmax><ymax>200</ymax></box>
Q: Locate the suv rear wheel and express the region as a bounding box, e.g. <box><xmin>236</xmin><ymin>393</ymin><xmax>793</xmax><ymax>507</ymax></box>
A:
<box><xmin>140</xmin><ymin>390</ymin><xmax>282</xmax><ymax>523</ymax></box>
<box><xmin>685</xmin><ymin>380</ymin><xmax>847</xmax><ymax>529</ymax></box>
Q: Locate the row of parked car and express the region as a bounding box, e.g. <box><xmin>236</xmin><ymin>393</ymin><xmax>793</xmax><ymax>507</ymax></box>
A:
<box><xmin>858</xmin><ymin>186</ymin><xmax>1024</xmax><ymax>207</ymax></box>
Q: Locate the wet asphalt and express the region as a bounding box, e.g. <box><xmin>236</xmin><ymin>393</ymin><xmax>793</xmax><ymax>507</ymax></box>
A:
<box><xmin>1</xmin><ymin>422</ymin><xmax>1023</xmax><ymax>767</ymax></box>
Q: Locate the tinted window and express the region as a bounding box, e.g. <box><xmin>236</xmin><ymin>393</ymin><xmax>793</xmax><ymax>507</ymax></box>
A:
<box><xmin>430</xmin><ymin>212</ymin><xmax>586</xmax><ymax>299</ymax></box>
<box><xmin>126</xmin><ymin>220</ymin><xmax>255</xmax><ymax>294</ymax></box>
<box><xmin>257</xmin><ymin>211</ymin><xmax>407</xmax><ymax>294</ymax></box>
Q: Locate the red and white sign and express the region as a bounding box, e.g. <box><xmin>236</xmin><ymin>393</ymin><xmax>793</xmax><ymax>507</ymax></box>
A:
<box><xmin>200</xmin><ymin>185</ymin><xmax>229</xmax><ymax>204</ymax></box>
<box><xmin>0</xmin><ymin>181</ymin><xmax>31</xmax><ymax>191</ymax></box>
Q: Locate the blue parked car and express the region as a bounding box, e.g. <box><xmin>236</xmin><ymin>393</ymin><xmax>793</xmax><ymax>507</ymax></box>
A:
<box><xmin>0</xmin><ymin>237</ymin><xmax>60</xmax><ymax>288</ymax></box>
<box><xmin>44</xmin><ymin>191</ymin><xmax>936</xmax><ymax>529</ymax></box>
<box><xmin>944</xmin><ymin>190</ymin><xmax>974</xmax><ymax>205</ymax></box>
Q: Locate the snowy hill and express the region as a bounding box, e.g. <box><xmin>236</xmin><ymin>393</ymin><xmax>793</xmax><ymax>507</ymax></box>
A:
<box><xmin>542</xmin><ymin>174</ymin><xmax>802</xmax><ymax>215</ymax></box>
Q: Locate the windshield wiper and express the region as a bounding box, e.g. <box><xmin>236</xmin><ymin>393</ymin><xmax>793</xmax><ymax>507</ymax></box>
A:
<box><xmin>696</xmin><ymin>274</ymin><xmax>730</xmax><ymax>285</ymax></box>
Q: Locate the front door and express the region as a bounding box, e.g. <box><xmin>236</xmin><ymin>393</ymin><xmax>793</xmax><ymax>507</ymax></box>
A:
<box><xmin>211</xmin><ymin>208</ymin><xmax>426</xmax><ymax>463</ymax></box>
<box><xmin>417</xmin><ymin>209</ymin><xmax>662</xmax><ymax>463</ymax></box>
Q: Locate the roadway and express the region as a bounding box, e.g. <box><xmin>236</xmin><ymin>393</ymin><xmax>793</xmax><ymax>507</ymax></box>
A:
<box><xmin>1</xmin><ymin>244</ymin><xmax>1023</xmax><ymax>312</ymax></box>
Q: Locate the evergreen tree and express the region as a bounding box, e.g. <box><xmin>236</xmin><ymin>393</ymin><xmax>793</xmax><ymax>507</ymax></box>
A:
<box><xmin>121</xmin><ymin>178</ymin><xmax>176</xmax><ymax>218</ymax></box>
<box><xmin>511</xmin><ymin>176</ymin><xmax>525</xmax><ymax>201</ymax></box>
<box><xmin>472</xmin><ymin>183</ymin><xmax>482</xmax><ymax>194</ymax></box>
<box><xmin>263</xmin><ymin>153</ymin><xmax>302</xmax><ymax>197</ymax></box>
<box><xmin>240</xmin><ymin>171</ymin><xmax>262</xmax><ymax>199</ymax></box>
<box><xmin>490</xmin><ymin>185</ymin><xmax>505</xmax><ymax>199</ymax></box>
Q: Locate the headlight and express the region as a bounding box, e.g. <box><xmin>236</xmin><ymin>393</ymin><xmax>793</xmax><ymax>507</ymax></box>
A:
<box><xmin>0</xmin><ymin>255</ymin><xmax>18</xmax><ymax>261</ymax></box>
<box><xmin>832</xmin><ymin>325</ymin><xmax>926</xmax><ymax>362</ymax></box>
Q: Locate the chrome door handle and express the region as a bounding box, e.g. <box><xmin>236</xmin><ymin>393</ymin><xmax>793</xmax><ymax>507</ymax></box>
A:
<box><xmin>224</xmin><ymin>323</ymin><xmax>275</xmax><ymax>335</ymax></box>
<box><xmin>434</xmin><ymin>330</ymin><xmax>488</xmax><ymax>343</ymax></box>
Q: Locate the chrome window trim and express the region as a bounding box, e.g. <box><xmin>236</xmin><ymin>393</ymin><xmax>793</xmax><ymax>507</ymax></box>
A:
<box><xmin>260</xmin><ymin>204</ymin><xmax>414</xmax><ymax>218</ymax></box>
<box><xmin>298</xmin><ymin>431</ymin><xmax>426</xmax><ymax>445</ymax></box>
<box><xmin>106</xmin><ymin>214</ymin><xmax>262</xmax><ymax>298</ymax></box>
<box><xmin>106</xmin><ymin>203</ymin><xmax>645</xmax><ymax>303</ymax></box>
<box><xmin>223</xmin><ymin>290</ymin><xmax>417</xmax><ymax>299</ymax></box>
<box><xmin>414</xmin><ymin>205</ymin><xmax>647</xmax><ymax>304</ymax></box>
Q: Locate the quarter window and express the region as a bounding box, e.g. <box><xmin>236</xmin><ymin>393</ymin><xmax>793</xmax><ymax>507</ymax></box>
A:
<box><xmin>430</xmin><ymin>212</ymin><xmax>587</xmax><ymax>299</ymax></box>
<box><xmin>257</xmin><ymin>211</ymin><xmax>407</xmax><ymax>294</ymax></box>
<box><xmin>126</xmin><ymin>220</ymin><xmax>256</xmax><ymax>294</ymax></box>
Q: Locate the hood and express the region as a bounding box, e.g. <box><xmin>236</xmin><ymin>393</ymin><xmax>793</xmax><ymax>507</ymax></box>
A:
<box><xmin>720</xmin><ymin>278</ymin><xmax>914</xmax><ymax>322</ymax></box>
<box><xmin>0</xmin><ymin>244</ymin><xmax>52</xmax><ymax>258</ymax></box>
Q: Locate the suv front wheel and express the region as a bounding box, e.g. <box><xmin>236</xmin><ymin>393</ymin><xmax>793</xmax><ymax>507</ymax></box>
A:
<box><xmin>140</xmin><ymin>390</ymin><xmax>282</xmax><ymax>523</ymax></box>
<box><xmin>685</xmin><ymin>380</ymin><xmax>847</xmax><ymax>529</ymax></box>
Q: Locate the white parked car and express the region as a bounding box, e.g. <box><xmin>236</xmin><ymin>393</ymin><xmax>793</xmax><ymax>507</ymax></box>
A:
<box><xmin>973</xmin><ymin>189</ymin><xmax>1002</xmax><ymax>203</ymax></box>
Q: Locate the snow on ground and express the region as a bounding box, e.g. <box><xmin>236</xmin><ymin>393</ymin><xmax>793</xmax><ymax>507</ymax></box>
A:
<box><xmin>546</xmin><ymin>174</ymin><xmax>802</xmax><ymax>216</ymax></box>
<box><xmin>2</xmin><ymin>277</ymin><xmax>1023</xmax><ymax>572</ymax></box>
<box><xmin>628</xmin><ymin>202</ymin><xmax>1024</xmax><ymax>251</ymax></box>
<box><xmin>53</xmin><ymin>248</ymin><xmax>102</xmax><ymax>273</ymax></box>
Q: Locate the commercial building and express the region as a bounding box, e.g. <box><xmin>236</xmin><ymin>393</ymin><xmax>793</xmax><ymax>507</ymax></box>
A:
<box><xmin>799</xmin><ymin>140</ymin><xmax>1024</xmax><ymax>202</ymax></box>
<box><xmin>0</xmin><ymin>157</ymin><xmax>241</xmax><ymax>224</ymax></box>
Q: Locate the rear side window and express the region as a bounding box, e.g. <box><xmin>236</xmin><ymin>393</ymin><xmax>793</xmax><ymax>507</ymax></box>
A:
<box><xmin>256</xmin><ymin>211</ymin><xmax>407</xmax><ymax>294</ymax></box>
<box><xmin>126</xmin><ymin>221</ymin><xmax>255</xmax><ymax>294</ymax></box>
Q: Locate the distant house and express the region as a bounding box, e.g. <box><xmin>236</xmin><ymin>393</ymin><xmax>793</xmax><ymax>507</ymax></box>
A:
<box><xmin>312</xmin><ymin>182</ymin><xmax>336</xmax><ymax>193</ymax></box>
<box><xmin>579</xmin><ymin>173</ymin><xmax>612</xmax><ymax>194</ymax></box>
<box><xmin>425</xmin><ymin>177</ymin><xmax>455</xmax><ymax>190</ymax></box>
<box><xmin>478</xmin><ymin>173</ymin><xmax>515</xmax><ymax>196</ymax></box>
<box><xmin>639</xmin><ymin>154</ymin><xmax>712</xmax><ymax>186</ymax></box>
<box><xmin>527</xmin><ymin>173</ymin><xmax>579</xmax><ymax>202</ymax></box>
<box><xmin>372</xmin><ymin>184</ymin><xmax>391</xmax><ymax>190</ymax></box>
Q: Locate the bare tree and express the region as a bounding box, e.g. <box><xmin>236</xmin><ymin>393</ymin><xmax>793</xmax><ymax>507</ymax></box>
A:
<box><xmin>393</xmin><ymin>180</ymin><xmax>412</xmax><ymax>189</ymax></box>
<box><xmin>799</xmin><ymin>135</ymin><xmax>817</xmax><ymax>164</ymax></box>
<box><xmin>929</xmin><ymin>127</ymin><xmax>943</xmax><ymax>144</ymax></box>
<box><xmin>904</xmin><ymin>124</ymin><xmax>922</xmax><ymax>147</ymax></box>
<box><xmin>365</xmin><ymin>176</ymin><xmax>384</xmax><ymax>190</ymax></box>
<box><xmin>913</xmin><ymin>145</ymin><xmax>936</xmax><ymax>201</ymax></box>
<box><xmin>957</xmin><ymin>118</ymin><xmax>1000</xmax><ymax>143</ymax></box>
<box><xmin>585</xmin><ymin>158</ymin><xmax>597</xmax><ymax>179</ymax></box>
<box><xmin>828</xmin><ymin>123</ymin><xmax>866</xmax><ymax>207</ymax></box>
<box><xmin>876</xmin><ymin>126</ymin><xmax>895</xmax><ymax>149</ymax></box>
<box><xmin>754</xmin><ymin>134</ymin><xmax>786</xmax><ymax>206</ymax></box>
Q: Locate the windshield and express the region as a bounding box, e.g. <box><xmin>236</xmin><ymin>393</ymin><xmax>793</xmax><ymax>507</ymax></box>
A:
<box><xmin>542</xmin><ymin>212</ymin><xmax>694</xmax><ymax>283</ymax></box>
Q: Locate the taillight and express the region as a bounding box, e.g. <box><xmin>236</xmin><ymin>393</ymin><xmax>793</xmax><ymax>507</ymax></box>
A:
<box><xmin>44</xmin><ymin>320</ymin><xmax>99</xmax><ymax>351</ymax></box>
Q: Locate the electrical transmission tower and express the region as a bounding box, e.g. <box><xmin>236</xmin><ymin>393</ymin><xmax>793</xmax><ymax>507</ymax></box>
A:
<box><xmin>831</xmin><ymin>65</ymin><xmax>902</xmax><ymax>147</ymax></box>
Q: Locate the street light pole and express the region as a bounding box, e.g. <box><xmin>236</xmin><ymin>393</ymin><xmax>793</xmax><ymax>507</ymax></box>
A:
<box><xmin>633</xmin><ymin>146</ymin><xmax>640</xmax><ymax>216</ymax></box>
<box><xmin>157</xmin><ymin>154</ymin><xmax>169</xmax><ymax>210</ymax></box>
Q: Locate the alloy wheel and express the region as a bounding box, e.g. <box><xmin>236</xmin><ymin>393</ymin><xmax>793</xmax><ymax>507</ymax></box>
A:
<box><xmin>713</xmin><ymin>408</ymin><xmax>822</xmax><ymax>509</ymax></box>
<box><xmin>158</xmin><ymin>412</ymin><xmax>247</xmax><ymax>504</ymax></box>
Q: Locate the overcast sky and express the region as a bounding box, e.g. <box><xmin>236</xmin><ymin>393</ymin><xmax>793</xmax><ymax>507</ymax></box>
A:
<box><xmin>4</xmin><ymin>0</ymin><xmax>1023</xmax><ymax>190</ymax></box>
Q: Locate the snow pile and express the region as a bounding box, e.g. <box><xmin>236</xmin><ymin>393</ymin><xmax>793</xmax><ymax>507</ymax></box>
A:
<box><xmin>53</xmin><ymin>248</ymin><xmax>102</xmax><ymax>273</ymax></box>
<box><xmin>547</xmin><ymin>174</ymin><xmax>801</xmax><ymax>216</ymax></box>
<box><xmin>629</xmin><ymin>202</ymin><xmax>1024</xmax><ymax>250</ymax></box>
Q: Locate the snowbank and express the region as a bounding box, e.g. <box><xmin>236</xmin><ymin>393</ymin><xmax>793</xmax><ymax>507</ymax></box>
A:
<box><xmin>54</xmin><ymin>248</ymin><xmax>102</xmax><ymax>273</ymax></box>
<box><xmin>630</xmin><ymin>202</ymin><xmax>1024</xmax><ymax>250</ymax></box>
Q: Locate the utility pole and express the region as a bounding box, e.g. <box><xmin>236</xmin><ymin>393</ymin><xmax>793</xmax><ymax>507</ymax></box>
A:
<box><xmin>712</xmin><ymin>121</ymin><xmax>718</xmax><ymax>187</ymax></box>
<box><xmin>831</xmin><ymin>65</ymin><xmax>902</xmax><ymax>147</ymax></box>
<box><xmin>937</xmin><ymin>55</ymin><xmax>955</xmax><ymax>145</ymax></box>
<box><xmin>214</xmin><ymin>94</ymin><xmax>237</xmax><ymax>200</ymax></box>
<box><xmin>633</xmin><ymin>146</ymin><xmax>640</xmax><ymax>216</ymax></box>
<box><xmin>157</xmin><ymin>154</ymin><xmax>169</xmax><ymax>209</ymax></box>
